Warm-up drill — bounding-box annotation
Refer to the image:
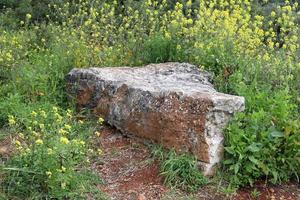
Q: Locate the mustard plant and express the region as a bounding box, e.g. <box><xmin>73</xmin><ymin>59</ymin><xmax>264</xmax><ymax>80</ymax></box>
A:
<box><xmin>1</xmin><ymin>107</ymin><xmax>104</xmax><ymax>199</ymax></box>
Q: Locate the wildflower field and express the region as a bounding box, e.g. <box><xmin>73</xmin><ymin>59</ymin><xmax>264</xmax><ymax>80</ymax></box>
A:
<box><xmin>0</xmin><ymin>0</ymin><xmax>299</xmax><ymax>199</ymax></box>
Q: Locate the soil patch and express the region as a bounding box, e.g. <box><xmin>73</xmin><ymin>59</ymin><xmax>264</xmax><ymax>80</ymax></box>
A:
<box><xmin>91</xmin><ymin>126</ymin><xmax>300</xmax><ymax>200</ymax></box>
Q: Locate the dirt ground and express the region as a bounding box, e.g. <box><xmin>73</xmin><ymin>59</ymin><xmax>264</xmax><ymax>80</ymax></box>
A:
<box><xmin>90</xmin><ymin>126</ymin><xmax>300</xmax><ymax>200</ymax></box>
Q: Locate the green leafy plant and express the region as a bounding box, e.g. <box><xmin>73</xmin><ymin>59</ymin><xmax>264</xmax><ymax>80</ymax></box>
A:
<box><xmin>223</xmin><ymin>88</ymin><xmax>300</xmax><ymax>187</ymax></box>
<box><xmin>143</xmin><ymin>34</ymin><xmax>177</xmax><ymax>63</ymax></box>
<box><xmin>250</xmin><ymin>188</ymin><xmax>261</xmax><ymax>199</ymax></box>
<box><xmin>152</xmin><ymin>146</ymin><xmax>207</xmax><ymax>192</ymax></box>
<box><xmin>1</xmin><ymin>107</ymin><xmax>104</xmax><ymax>199</ymax></box>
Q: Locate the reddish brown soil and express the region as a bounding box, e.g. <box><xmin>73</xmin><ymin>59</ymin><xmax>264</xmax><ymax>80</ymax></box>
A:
<box><xmin>234</xmin><ymin>182</ymin><xmax>300</xmax><ymax>200</ymax></box>
<box><xmin>90</xmin><ymin>126</ymin><xmax>300</xmax><ymax>200</ymax></box>
<box><xmin>0</xmin><ymin>134</ymin><xmax>15</xmax><ymax>162</ymax></box>
<box><xmin>91</xmin><ymin>126</ymin><xmax>166</xmax><ymax>200</ymax></box>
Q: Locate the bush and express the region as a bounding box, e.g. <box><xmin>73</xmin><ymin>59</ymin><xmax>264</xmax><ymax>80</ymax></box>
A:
<box><xmin>0</xmin><ymin>0</ymin><xmax>66</xmax><ymax>23</ymax></box>
<box><xmin>1</xmin><ymin>107</ymin><xmax>103</xmax><ymax>199</ymax></box>
<box><xmin>142</xmin><ymin>34</ymin><xmax>177</xmax><ymax>63</ymax></box>
<box><xmin>0</xmin><ymin>24</ymin><xmax>89</xmax><ymax>115</ymax></box>
<box><xmin>223</xmin><ymin>86</ymin><xmax>300</xmax><ymax>186</ymax></box>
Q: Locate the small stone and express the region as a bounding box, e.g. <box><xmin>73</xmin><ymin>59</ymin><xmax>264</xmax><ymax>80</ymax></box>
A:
<box><xmin>137</xmin><ymin>194</ymin><xmax>146</xmax><ymax>200</ymax></box>
<box><xmin>0</xmin><ymin>146</ymin><xmax>9</xmax><ymax>155</ymax></box>
<box><xmin>270</xmin><ymin>195</ymin><xmax>276</xmax><ymax>200</ymax></box>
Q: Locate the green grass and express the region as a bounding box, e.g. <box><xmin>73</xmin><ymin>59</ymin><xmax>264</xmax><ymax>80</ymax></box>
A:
<box><xmin>151</xmin><ymin>145</ymin><xmax>208</xmax><ymax>192</ymax></box>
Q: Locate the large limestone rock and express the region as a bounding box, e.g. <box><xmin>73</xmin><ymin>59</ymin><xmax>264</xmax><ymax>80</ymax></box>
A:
<box><xmin>66</xmin><ymin>62</ymin><xmax>244</xmax><ymax>175</ymax></box>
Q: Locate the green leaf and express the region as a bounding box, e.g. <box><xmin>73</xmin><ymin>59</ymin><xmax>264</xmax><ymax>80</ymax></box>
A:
<box><xmin>2</xmin><ymin>167</ymin><xmax>42</xmax><ymax>174</ymax></box>
<box><xmin>247</xmin><ymin>143</ymin><xmax>261</xmax><ymax>152</ymax></box>
<box><xmin>271</xmin><ymin>171</ymin><xmax>278</xmax><ymax>183</ymax></box>
<box><xmin>223</xmin><ymin>159</ymin><xmax>234</xmax><ymax>165</ymax></box>
<box><xmin>249</xmin><ymin>156</ymin><xmax>259</xmax><ymax>165</ymax></box>
<box><xmin>234</xmin><ymin>163</ymin><xmax>240</xmax><ymax>174</ymax></box>
<box><xmin>257</xmin><ymin>162</ymin><xmax>269</xmax><ymax>175</ymax></box>
<box><xmin>270</xmin><ymin>130</ymin><xmax>284</xmax><ymax>138</ymax></box>
<box><xmin>224</xmin><ymin>147</ymin><xmax>235</xmax><ymax>155</ymax></box>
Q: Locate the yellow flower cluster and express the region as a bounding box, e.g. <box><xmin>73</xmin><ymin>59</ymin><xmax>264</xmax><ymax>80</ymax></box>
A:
<box><xmin>98</xmin><ymin>117</ymin><xmax>104</xmax><ymax>124</ymax></box>
<box><xmin>8</xmin><ymin>115</ymin><xmax>16</xmax><ymax>126</ymax></box>
<box><xmin>60</xmin><ymin>137</ymin><xmax>69</xmax><ymax>144</ymax></box>
<box><xmin>36</xmin><ymin>0</ymin><xmax>298</xmax><ymax>70</ymax></box>
<box><xmin>4</xmin><ymin>105</ymin><xmax>91</xmax><ymax>194</ymax></box>
<box><xmin>35</xmin><ymin>139</ymin><xmax>43</xmax><ymax>145</ymax></box>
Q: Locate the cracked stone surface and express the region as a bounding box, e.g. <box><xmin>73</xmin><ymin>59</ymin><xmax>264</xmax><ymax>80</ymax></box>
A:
<box><xmin>66</xmin><ymin>62</ymin><xmax>245</xmax><ymax>175</ymax></box>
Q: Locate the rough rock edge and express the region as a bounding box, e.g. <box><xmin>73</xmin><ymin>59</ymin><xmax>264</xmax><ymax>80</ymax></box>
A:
<box><xmin>199</xmin><ymin>94</ymin><xmax>244</xmax><ymax>175</ymax></box>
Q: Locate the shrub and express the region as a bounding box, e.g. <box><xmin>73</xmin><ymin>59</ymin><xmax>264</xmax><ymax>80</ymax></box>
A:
<box><xmin>223</xmin><ymin>85</ymin><xmax>300</xmax><ymax>186</ymax></box>
<box><xmin>0</xmin><ymin>0</ymin><xmax>66</xmax><ymax>23</ymax></box>
<box><xmin>142</xmin><ymin>34</ymin><xmax>177</xmax><ymax>63</ymax></box>
<box><xmin>1</xmin><ymin>107</ymin><xmax>103</xmax><ymax>199</ymax></box>
<box><xmin>0</xmin><ymin>24</ymin><xmax>89</xmax><ymax>116</ymax></box>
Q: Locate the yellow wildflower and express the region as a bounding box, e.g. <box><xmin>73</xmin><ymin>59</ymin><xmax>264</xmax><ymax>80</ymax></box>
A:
<box><xmin>58</xmin><ymin>128</ymin><xmax>67</xmax><ymax>135</ymax></box>
<box><xmin>186</xmin><ymin>19</ymin><xmax>193</xmax><ymax>25</ymax></box>
<box><xmin>26</xmin><ymin>13</ymin><xmax>32</xmax><ymax>19</ymax></box>
<box><xmin>60</xmin><ymin>137</ymin><xmax>69</xmax><ymax>144</ymax></box>
<box><xmin>88</xmin><ymin>149</ymin><xmax>94</xmax><ymax>153</ymax></box>
<box><xmin>61</xmin><ymin>166</ymin><xmax>66</xmax><ymax>172</ymax></box>
<box><xmin>46</xmin><ymin>171</ymin><xmax>52</xmax><ymax>178</ymax></box>
<box><xmin>32</xmin><ymin>131</ymin><xmax>39</xmax><ymax>137</ymax></box>
<box><xmin>8</xmin><ymin>115</ymin><xmax>16</xmax><ymax>126</ymax></box>
<box><xmin>47</xmin><ymin>148</ymin><xmax>54</xmax><ymax>155</ymax></box>
<box><xmin>35</xmin><ymin>139</ymin><xmax>43</xmax><ymax>145</ymax></box>
<box><xmin>98</xmin><ymin>117</ymin><xmax>104</xmax><ymax>124</ymax></box>
<box><xmin>61</xmin><ymin>182</ymin><xmax>66</xmax><ymax>189</ymax></box>
<box><xmin>164</xmin><ymin>32</ymin><xmax>171</xmax><ymax>39</ymax></box>
<box><xmin>15</xmin><ymin>140</ymin><xmax>21</xmax><ymax>147</ymax></box>
<box><xmin>64</xmin><ymin>124</ymin><xmax>71</xmax><ymax>131</ymax></box>
<box><xmin>18</xmin><ymin>133</ymin><xmax>24</xmax><ymax>139</ymax></box>
<box><xmin>270</xmin><ymin>11</ymin><xmax>276</xmax><ymax>17</ymax></box>
<box><xmin>40</xmin><ymin>110</ymin><xmax>47</xmax><ymax>118</ymax></box>
<box><xmin>187</xmin><ymin>0</ymin><xmax>192</xmax><ymax>7</ymax></box>
<box><xmin>97</xmin><ymin>148</ymin><xmax>103</xmax><ymax>155</ymax></box>
<box><xmin>31</xmin><ymin>111</ymin><xmax>37</xmax><ymax>117</ymax></box>
<box><xmin>39</xmin><ymin>124</ymin><xmax>45</xmax><ymax>129</ymax></box>
<box><xmin>6</xmin><ymin>52</ymin><xmax>12</xmax><ymax>61</ymax></box>
<box><xmin>67</xmin><ymin>109</ymin><xmax>72</xmax><ymax>118</ymax></box>
<box><xmin>53</xmin><ymin>106</ymin><xmax>58</xmax><ymax>113</ymax></box>
<box><xmin>56</xmin><ymin>117</ymin><xmax>63</xmax><ymax>123</ymax></box>
<box><xmin>95</xmin><ymin>131</ymin><xmax>101</xmax><ymax>137</ymax></box>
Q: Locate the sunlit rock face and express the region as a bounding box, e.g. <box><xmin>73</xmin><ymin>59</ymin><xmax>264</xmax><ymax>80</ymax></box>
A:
<box><xmin>66</xmin><ymin>62</ymin><xmax>245</xmax><ymax>175</ymax></box>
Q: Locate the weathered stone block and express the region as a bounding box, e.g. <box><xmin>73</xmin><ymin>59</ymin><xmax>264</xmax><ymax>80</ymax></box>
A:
<box><xmin>66</xmin><ymin>62</ymin><xmax>244</xmax><ymax>175</ymax></box>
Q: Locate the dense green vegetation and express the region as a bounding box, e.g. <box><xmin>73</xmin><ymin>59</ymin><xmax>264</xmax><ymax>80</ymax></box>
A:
<box><xmin>3</xmin><ymin>109</ymin><xmax>105</xmax><ymax>199</ymax></box>
<box><xmin>0</xmin><ymin>0</ymin><xmax>299</xmax><ymax>198</ymax></box>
